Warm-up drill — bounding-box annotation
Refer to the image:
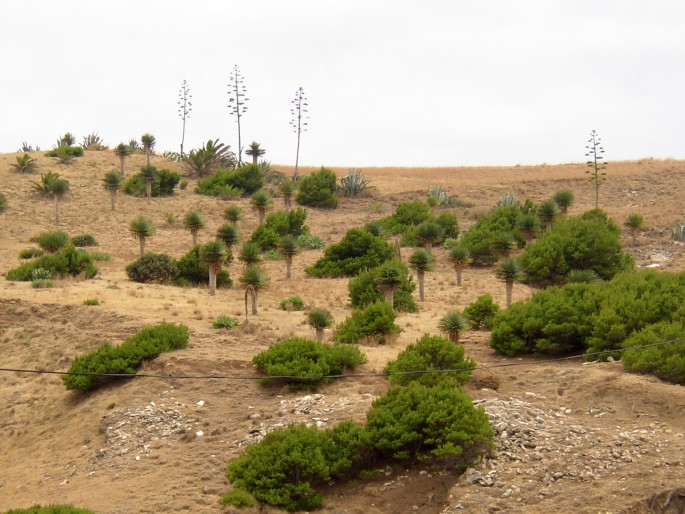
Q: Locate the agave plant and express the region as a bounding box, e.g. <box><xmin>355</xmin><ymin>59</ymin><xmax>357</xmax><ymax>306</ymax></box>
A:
<box><xmin>56</xmin><ymin>132</ymin><xmax>76</xmax><ymax>148</ymax></box>
<box><xmin>427</xmin><ymin>185</ymin><xmax>461</xmax><ymax>208</ymax></box>
<box><xmin>183</xmin><ymin>139</ymin><xmax>236</xmax><ymax>177</ymax></box>
<box><xmin>82</xmin><ymin>132</ymin><xmax>105</xmax><ymax>150</ymax></box>
<box><xmin>672</xmin><ymin>223</ymin><xmax>685</xmax><ymax>242</ymax></box>
<box><xmin>162</xmin><ymin>150</ymin><xmax>183</xmax><ymax>162</ymax></box>
<box><xmin>338</xmin><ymin>169</ymin><xmax>371</xmax><ymax>197</ymax></box>
<box><xmin>437</xmin><ymin>311</ymin><xmax>469</xmax><ymax>342</ymax></box>
<box><xmin>18</xmin><ymin>141</ymin><xmax>39</xmax><ymax>152</ymax></box>
<box><xmin>496</xmin><ymin>192</ymin><xmax>519</xmax><ymax>208</ymax></box>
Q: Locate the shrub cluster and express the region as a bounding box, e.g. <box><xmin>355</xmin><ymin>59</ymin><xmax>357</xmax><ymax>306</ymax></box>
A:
<box><xmin>306</xmin><ymin>228</ymin><xmax>395</xmax><ymax>278</ymax></box>
<box><xmin>125</xmin><ymin>248</ymin><xmax>231</xmax><ymax>288</ymax></box>
<box><xmin>490</xmin><ymin>270</ymin><xmax>685</xmax><ymax>383</ymax></box>
<box><xmin>225</xmin><ymin>334</ymin><xmax>491</xmax><ymax>511</ymax></box>
<box><xmin>250</xmin><ymin>208</ymin><xmax>309</xmax><ymax>251</ymax></box>
<box><xmin>296</xmin><ymin>167</ymin><xmax>339</xmax><ymax>208</ymax></box>
<box><xmin>252</xmin><ymin>337</ymin><xmax>367</xmax><ymax>389</ymax></box>
<box><xmin>196</xmin><ymin>164</ymin><xmax>263</xmax><ymax>197</ymax></box>
<box><xmin>334</xmin><ymin>301</ymin><xmax>401</xmax><ymax>344</ymax></box>
<box><xmin>31</xmin><ymin>231</ymin><xmax>70</xmax><ymax>253</ymax></box>
<box><xmin>460</xmin><ymin>205</ymin><xmax>526</xmax><ymax>266</ymax></box>
<box><xmin>45</xmin><ymin>146</ymin><xmax>84</xmax><ymax>162</ymax></box>
<box><xmin>123</xmin><ymin>167</ymin><xmax>181</xmax><ymax>197</ymax></box>
<box><xmin>6</xmin><ymin>246</ymin><xmax>97</xmax><ymax>281</ymax></box>
<box><xmin>62</xmin><ymin>323</ymin><xmax>189</xmax><ymax>391</ymax></box>
<box><xmin>348</xmin><ymin>260</ymin><xmax>417</xmax><ymax>312</ymax></box>
<box><xmin>71</xmin><ymin>234</ymin><xmax>98</xmax><ymax>247</ymax></box>
<box><xmin>377</xmin><ymin>201</ymin><xmax>458</xmax><ymax>246</ymax></box>
<box><xmin>463</xmin><ymin>294</ymin><xmax>500</xmax><ymax>329</ymax></box>
<box><xmin>3</xmin><ymin>506</ymin><xmax>96</xmax><ymax>514</ymax></box>
<box><xmin>280</xmin><ymin>296</ymin><xmax>306</xmax><ymax>311</ymax></box>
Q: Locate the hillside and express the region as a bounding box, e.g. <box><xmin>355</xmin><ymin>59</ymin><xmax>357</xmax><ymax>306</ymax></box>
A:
<box><xmin>0</xmin><ymin>150</ymin><xmax>684</xmax><ymax>514</ymax></box>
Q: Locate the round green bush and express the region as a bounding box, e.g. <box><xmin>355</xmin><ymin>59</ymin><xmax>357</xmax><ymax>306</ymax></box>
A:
<box><xmin>71</xmin><ymin>234</ymin><xmax>98</xmax><ymax>247</ymax></box>
<box><xmin>296</xmin><ymin>167</ymin><xmax>339</xmax><ymax>208</ymax></box>
<box><xmin>463</xmin><ymin>294</ymin><xmax>500</xmax><ymax>329</ymax></box>
<box><xmin>622</xmin><ymin>321</ymin><xmax>685</xmax><ymax>385</ymax></box>
<box><xmin>125</xmin><ymin>253</ymin><xmax>178</xmax><ymax>283</ymax></box>
<box><xmin>32</xmin><ymin>231</ymin><xmax>70</xmax><ymax>253</ymax></box>
<box><xmin>334</xmin><ymin>301</ymin><xmax>401</xmax><ymax>344</ymax></box>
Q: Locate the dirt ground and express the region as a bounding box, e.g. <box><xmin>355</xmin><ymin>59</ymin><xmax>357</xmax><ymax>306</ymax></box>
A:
<box><xmin>0</xmin><ymin>151</ymin><xmax>684</xmax><ymax>513</ymax></box>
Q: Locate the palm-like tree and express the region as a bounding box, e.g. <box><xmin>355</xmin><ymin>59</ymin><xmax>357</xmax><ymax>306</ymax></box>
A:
<box><xmin>103</xmin><ymin>170</ymin><xmax>123</xmax><ymax>211</ymax></box>
<box><xmin>200</xmin><ymin>240</ymin><xmax>229</xmax><ymax>295</ymax></box>
<box><xmin>183</xmin><ymin>211</ymin><xmax>206</xmax><ymax>246</ymax></box>
<box><xmin>279</xmin><ymin>234</ymin><xmax>299</xmax><ymax>279</ymax></box>
<box><xmin>216</xmin><ymin>223</ymin><xmax>239</xmax><ymax>251</ymax></box>
<box><xmin>141</xmin><ymin>133</ymin><xmax>156</xmax><ymax>167</ymax></box>
<box><xmin>517</xmin><ymin>213</ymin><xmax>541</xmax><ymax>242</ymax></box>
<box><xmin>496</xmin><ymin>257</ymin><xmax>522</xmax><ymax>308</ymax></box>
<box><xmin>624</xmin><ymin>213</ymin><xmax>644</xmax><ymax>246</ymax></box>
<box><xmin>375</xmin><ymin>261</ymin><xmax>404</xmax><ymax>307</ymax></box>
<box><xmin>142</xmin><ymin>165</ymin><xmax>157</xmax><ymax>201</ymax></box>
<box><xmin>240</xmin><ymin>265</ymin><xmax>269</xmax><ymax>316</ymax></box>
<box><xmin>238</xmin><ymin>241</ymin><xmax>262</xmax><ymax>266</ymax></box>
<box><xmin>129</xmin><ymin>216</ymin><xmax>155</xmax><ymax>256</ymax></box>
<box><xmin>113</xmin><ymin>143</ymin><xmax>131</xmax><ymax>176</ymax></box>
<box><xmin>438</xmin><ymin>311</ymin><xmax>469</xmax><ymax>342</ymax></box>
<box><xmin>538</xmin><ymin>200</ymin><xmax>559</xmax><ymax>231</ymax></box>
<box><xmin>307</xmin><ymin>308</ymin><xmax>333</xmax><ymax>341</ymax></box>
<box><xmin>447</xmin><ymin>244</ymin><xmax>470</xmax><ymax>286</ymax></box>
<box><xmin>553</xmin><ymin>190</ymin><xmax>574</xmax><ymax>214</ymax></box>
<box><xmin>408</xmin><ymin>248</ymin><xmax>434</xmax><ymax>302</ymax></box>
<box><xmin>251</xmin><ymin>190</ymin><xmax>273</xmax><ymax>224</ymax></box>
<box><xmin>245</xmin><ymin>141</ymin><xmax>265</xmax><ymax>165</ymax></box>
<box><xmin>49</xmin><ymin>178</ymin><xmax>70</xmax><ymax>224</ymax></box>
<box><xmin>223</xmin><ymin>205</ymin><xmax>243</xmax><ymax>224</ymax></box>
<box><xmin>416</xmin><ymin>222</ymin><xmax>444</xmax><ymax>254</ymax></box>
<box><xmin>280</xmin><ymin>180</ymin><xmax>296</xmax><ymax>210</ymax></box>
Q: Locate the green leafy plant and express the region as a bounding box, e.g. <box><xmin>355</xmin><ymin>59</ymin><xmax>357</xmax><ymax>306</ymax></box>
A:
<box><xmin>220</xmin><ymin>489</ymin><xmax>257</xmax><ymax>508</ymax></box>
<box><xmin>296</xmin><ymin>167</ymin><xmax>339</xmax><ymax>208</ymax></box>
<box><xmin>183</xmin><ymin>138</ymin><xmax>236</xmax><ymax>177</ymax></box>
<box><xmin>335</xmin><ymin>301</ymin><xmax>401</xmax><ymax>344</ymax></box>
<box><xmin>123</xmin><ymin>168</ymin><xmax>181</xmax><ymax>198</ymax></box>
<box><xmin>447</xmin><ymin>243</ymin><xmax>470</xmax><ymax>286</ymax></box>
<box><xmin>0</xmin><ymin>191</ymin><xmax>6</xmax><ymax>213</ymax></box>
<box><xmin>240</xmin><ymin>265</ymin><xmax>269</xmax><ymax>316</ymax></box>
<box><xmin>238</xmin><ymin>241</ymin><xmax>261</xmax><ymax>266</ymax></box>
<box><xmin>624</xmin><ymin>213</ymin><xmax>644</xmax><ymax>246</ymax></box>
<box><xmin>11</xmin><ymin>153</ymin><xmax>38</xmax><ymax>173</ymax></box>
<box><xmin>338</xmin><ymin>168</ymin><xmax>372</xmax><ymax>197</ymax></box>
<box><xmin>463</xmin><ymin>294</ymin><xmax>500</xmax><ymax>329</ymax></box>
<box><xmin>672</xmin><ymin>223</ymin><xmax>685</xmax><ymax>242</ymax></box>
<box><xmin>307</xmin><ymin>308</ymin><xmax>333</xmax><ymax>340</ymax></box>
<box><xmin>212</xmin><ymin>315</ymin><xmax>240</xmax><ymax>329</ymax></box>
<box><xmin>32</xmin><ymin>171</ymin><xmax>61</xmax><ymax>196</ymax></box>
<box><xmin>126</xmin><ymin>253</ymin><xmax>178</xmax><ymax>283</ymax></box>
<box><xmin>82</xmin><ymin>131</ymin><xmax>106</xmax><ymax>151</ymax></box>
<box><xmin>251</xmin><ymin>190</ymin><xmax>273</xmax><ymax>224</ymax></box>
<box><xmin>71</xmin><ymin>234</ymin><xmax>98</xmax><ymax>247</ymax></box>
<box><xmin>113</xmin><ymin>143</ymin><xmax>131</xmax><ymax>175</ymax></box>
<box><xmin>553</xmin><ymin>190</ymin><xmax>574</xmax><ymax>214</ymax></box>
<box><xmin>103</xmin><ymin>170</ymin><xmax>123</xmax><ymax>210</ymax></box>
<box><xmin>280</xmin><ymin>296</ymin><xmax>306</xmax><ymax>311</ymax></box>
<box><xmin>438</xmin><ymin>311</ymin><xmax>469</xmax><ymax>342</ymax></box>
<box><xmin>216</xmin><ymin>222</ymin><xmax>239</xmax><ymax>250</ymax></box>
<box><xmin>6</xmin><ymin>246</ymin><xmax>97</xmax><ymax>282</ymax></box>
<box><xmin>297</xmin><ymin>233</ymin><xmax>325</xmax><ymax>250</ymax></box>
<box><xmin>47</xmin><ymin>177</ymin><xmax>70</xmax><ymax>224</ymax></box>
<box><xmin>348</xmin><ymin>261</ymin><xmax>417</xmax><ymax>313</ymax></box>
<box><xmin>408</xmin><ymin>248</ymin><xmax>434</xmax><ymax>301</ymax></box>
<box><xmin>32</xmin><ymin>231</ymin><xmax>70</xmax><ymax>253</ymax></box>
<box><xmin>129</xmin><ymin>216</ymin><xmax>155</xmax><ymax>255</ymax></box>
<box><xmin>174</xmin><ymin>245</ymin><xmax>231</xmax><ymax>289</ymax></box>
<box><xmin>88</xmin><ymin>251</ymin><xmax>112</xmax><ymax>261</ymax></box>
<box><xmin>622</xmin><ymin>321</ymin><xmax>685</xmax><ymax>385</ymax></box>
<box><xmin>2</xmin><ymin>505</ymin><xmax>97</xmax><ymax>514</ymax></box>
<box><xmin>195</xmin><ymin>164</ymin><xmax>263</xmax><ymax>197</ymax></box>
<box><xmin>45</xmin><ymin>146</ymin><xmax>84</xmax><ymax>164</ymax></box>
<box><xmin>183</xmin><ymin>211</ymin><xmax>206</xmax><ymax>246</ymax></box>
<box><xmin>83</xmin><ymin>298</ymin><xmax>100</xmax><ymax>306</ymax></box>
<box><xmin>496</xmin><ymin>257</ymin><xmax>522</xmax><ymax>308</ymax></box>
<box><xmin>19</xmin><ymin>247</ymin><xmax>45</xmax><ymax>259</ymax></box>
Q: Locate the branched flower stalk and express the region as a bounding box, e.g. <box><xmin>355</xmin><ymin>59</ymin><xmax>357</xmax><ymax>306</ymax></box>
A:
<box><xmin>290</xmin><ymin>87</ymin><xmax>309</xmax><ymax>180</ymax></box>
<box><xmin>228</xmin><ymin>65</ymin><xmax>248</xmax><ymax>166</ymax></box>
<box><xmin>178</xmin><ymin>80</ymin><xmax>192</xmax><ymax>158</ymax></box>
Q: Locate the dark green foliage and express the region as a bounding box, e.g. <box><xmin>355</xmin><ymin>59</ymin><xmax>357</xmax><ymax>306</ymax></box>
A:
<box><xmin>250</xmin><ymin>208</ymin><xmax>309</xmax><ymax>251</ymax></box>
<box><xmin>11</xmin><ymin>153</ymin><xmax>38</xmax><ymax>173</ymax></box>
<box><xmin>434</xmin><ymin>212</ymin><xmax>459</xmax><ymax>240</ymax></box>
<box><xmin>62</xmin><ymin>323</ymin><xmax>189</xmax><ymax>391</ymax></box>
<box><xmin>280</xmin><ymin>296</ymin><xmax>306</xmax><ymax>311</ymax></box>
<box><xmin>125</xmin><ymin>253</ymin><xmax>179</xmax><ymax>283</ymax></box>
<box><xmin>460</xmin><ymin>205</ymin><xmax>524</xmax><ymax>266</ymax></box>
<box><xmin>45</xmin><ymin>145</ymin><xmax>84</xmax><ymax>163</ymax></box>
<box><xmin>622</xmin><ymin>321</ymin><xmax>685</xmax><ymax>385</ymax></box>
<box><xmin>389</xmin><ymin>201</ymin><xmax>432</xmax><ymax>229</ymax></box>
<box><xmin>195</xmin><ymin>163</ymin><xmax>263</xmax><ymax>197</ymax></box>
<box><xmin>32</xmin><ymin>231</ymin><xmax>70</xmax><ymax>253</ymax></box>
<box><xmin>366</xmin><ymin>380</ymin><xmax>493</xmax><ymax>467</ymax></box>
<box><xmin>123</xmin><ymin>168</ymin><xmax>181</xmax><ymax>197</ymax></box>
<box><xmin>338</xmin><ymin>169</ymin><xmax>371</xmax><ymax>197</ymax></box>
<box><xmin>2</xmin><ymin>506</ymin><xmax>96</xmax><ymax>514</ymax></box>
<box><xmin>347</xmin><ymin>261</ymin><xmax>417</xmax><ymax>312</ymax></box>
<box><xmin>252</xmin><ymin>337</ymin><xmax>367</xmax><ymax>388</ymax></box>
<box><xmin>296</xmin><ymin>167</ymin><xmax>339</xmax><ymax>208</ymax></box>
<box><xmin>175</xmin><ymin>246</ymin><xmax>232</xmax><ymax>288</ymax></box>
<box><xmin>6</xmin><ymin>246</ymin><xmax>97</xmax><ymax>281</ymax></box>
<box><xmin>19</xmin><ymin>247</ymin><xmax>45</xmax><ymax>259</ymax></box>
<box><xmin>212</xmin><ymin>316</ymin><xmax>240</xmax><ymax>329</ymax></box>
<box><xmin>335</xmin><ymin>301</ymin><xmax>401</xmax><ymax>344</ymax></box>
<box><xmin>0</xmin><ymin>191</ymin><xmax>6</xmax><ymax>213</ymax></box>
<box><xmin>463</xmin><ymin>294</ymin><xmax>500</xmax><ymax>329</ymax></box>
<box><xmin>32</xmin><ymin>171</ymin><xmax>61</xmax><ymax>196</ymax></box>
<box><xmin>385</xmin><ymin>334</ymin><xmax>475</xmax><ymax>386</ymax></box>
<box><xmin>71</xmin><ymin>234</ymin><xmax>98</xmax><ymax>247</ymax></box>
<box><xmin>220</xmin><ymin>489</ymin><xmax>257</xmax><ymax>508</ymax></box>
<box><xmin>183</xmin><ymin>138</ymin><xmax>236</xmax><ymax>177</ymax></box>
<box><xmin>306</xmin><ymin>228</ymin><xmax>395</xmax><ymax>278</ymax></box>
<box><xmin>519</xmin><ymin>209</ymin><xmax>633</xmax><ymax>286</ymax></box>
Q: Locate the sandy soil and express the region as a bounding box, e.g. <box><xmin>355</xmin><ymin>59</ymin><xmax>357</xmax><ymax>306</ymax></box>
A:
<box><xmin>0</xmin><ymin>151</ymin><xmax>684</xmax><ymax>513</ymax></box>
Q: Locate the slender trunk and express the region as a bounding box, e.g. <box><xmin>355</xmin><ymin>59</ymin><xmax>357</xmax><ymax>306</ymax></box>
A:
<box><xmin>180</xmin><ymin>119</ymin><xmax>186</xmax><ymax>158</ymax></box>
<box><xmin>284</xmin><ymin>196</ymin><xmax>292</xmax><ymax>210</ymax></box>
<box><xmin>258</xmin><ymin>209</ymin><xmax>265</xmax><ymax>224</ymax></box>
<box><xmin>315</xmin><ymin>328</ymin><xmax>324</xmax><ymax>341</ymax></box>
<box><xmin>455</xmin><ymin>265</ymin><xmax>463</xmax><ymax>286</ymax></box>
<box><xmin>631</xmin><ymin>230</ymin><xmax>637</xmax><ymax>246</ymax></box>
<box><xmin>418</xmin><ymin>271</ymin><xmax>425</xmax><ymax>302</ymax></box>
<box><xmin>251</xmin><ymin>290</ymin><xmax>258</xmax><ymax>315</ymax></box>
<box><xmin>505</xmin><ymin>281</ymin><xmax>513</xmax><ymax>308</ymax></box>
<box><xmin>119</xmin><ymin>155</ymin><xmax>125</xmax><ymax>176</ymax></box>
<box><xmin>146</xmin><ymin>180</ymin><xmax>152</xmax><ymax>201</ymax></box>
<box><xmin>383</xmin><ymin>289</ymin><xmax>394</xmax><ymax>307</ymax></box>
<box><xmin>139</xmin><ymin>237</ymin><xmax>146</xmax><ymax>256</ymax></box>
<box><xmin>252</xmin><ymin>155</ymin><xmax>258</xmax><ymax>165</ymax></box>
<box><xmin>54</xmin><ymin>196</ymin><xmax>61</xmax><ymax>224</ymax></box>
<box><xmin>545</xmin><ymin>221</ymin><xmax>553</xmax><ymax>231</ymax></box>
<box><xmin>425</xmin><ymin>241</ymin><xmax>433</xmax><ymax>254</ymax></box>
<box><xmin>294</xmin><ymin>131</ymin><xmax>301</xmax><ymax>181</ymax></box>
<box><xmin>208</xmin><ymin>268</ymin><xmax>217</xmax><ymax>296</ymax></box>
<box><xmin>110</xmin><ymin>190</ymin><xmax>117</xmax><ymax>211</ymax></box>
<box><xmin>192</xmin><ymin>230</ymin><xmax>198</xmax><ymax>247</ymax></box>
<box><xmin>286</xmin><ymin>257</ymin><xmax>292</xmax><ymax>279</ymax></box>
<box><xmin>145</xmin><ymin>149</ymin><xmax>151</xmax><ymax>167</ymax></box>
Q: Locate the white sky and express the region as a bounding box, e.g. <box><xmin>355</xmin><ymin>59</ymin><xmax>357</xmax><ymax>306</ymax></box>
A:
<box><xmin>2</xmin><ymin>1</ymin><xmax>684</xmax><ymax>167</ymax></box>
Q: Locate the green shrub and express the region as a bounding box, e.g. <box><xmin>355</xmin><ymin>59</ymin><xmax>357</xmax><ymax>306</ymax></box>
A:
<box><xmin>253</xmin><ymin>337</ymin><xmax>367</xmax><ymax>388</ymax></box>
<box><xmin>622</xmin><ymin>321</ymin><xmax>685</xmax><ymax>385</ymax></box>
<box><xmin>338</xmin><ymin>168</ymin><xmax>371</xmax><ymax>197</ymax></box>
<box><xmin>123</xmin><ymin>167</ymin><xmax>181</xmax><ymax>197</ymax></box>
<box><xmin>460</xmin><ymin>205</ymin><xmax>523</xmax><ymax>266</ymax></box>
<box><xmin>385</xmin><ymin>334</ymin><xmax>475</xmax><ymax>386</ymax></box>
<box><xmin>366</xmin><ymin>380</ymin><xmax>493</xmax><ymax>467</ymax></box>
<box><xmin>335</xmin><ymin>301</ymin><xmax>401</xmax><ymax>344</ymax></box>
<box><xmin>212</xmin><ymin>315</ymin><xmax>240</xmax><ymax>329</ymax></box>
<box><xmin>31</xmin><ymin>279</ymin><xmax>54</xmax><ymax>289</ymax></box>
<box><xmin>249</xmin><ymin>209</ymin><xmax>309</xmax><ymax>251</ymax></box>
<box><xmin>125</xmin><ymin>253</ymin><xmax>178</xmax><ymax>283</ymax></box>
<box><xmin>463</xmin><ymin>294</ymin><xmax>500</xmax><ymax>329</ymax></box>
<box><xmin>71</xmin><ymin>234</ymin><xmax>98</xmax><ymax>247</ymax></box>
<box><xmin>2</xmin><ymin>505</ymin><xmax>96</xmax><ymax>514</ymax></box>
<box><xmin>0</xmin><ymin>191</ymin><xmax>6</xmax><ymax>213</ymax></box>
<box><xmin>32</xmin><ymin>231</ymin><xmax>70</xmax><ymax>253</ymax></box>
<box><xmin>88</xmin><ymin>251</ymin><xmax>112</xmax><ymax>261</ymax></box>
<box><xmin>220</xmin><ymin>488</ymin><xmax>257</xmax><ymax>508</ymax></box>
<box><xmin>306</xmin><ymin>228</ymin><xmax>395</xmax><ymax>278</ymax></box>
<box><xmin>62</xmin><ymin>323</ymin><xmax>189</xmax><ymax>391</ymax></box>
<box><xmin>196</xmin><ymin>164</ymin><xmax>264</xmax><ymax>197</ymax></box>
<box><xmin>175</xmin><ymin>246</ymin><xmax>232</xmax><ymax>288</ymax></box>
<box><xmin>45</xmin><ymin>145</ymin><xmax>84</xmax><ymax>163</ymax></box>
<box><xmin>19</xmin><ymin>247</ymin><xmax>45</xmax><ymax>259</ymax></box>
<box><xmin>348</xmin><ymin>261</ymin><xmax>417</xmax><ymax>312</ymax></box>
<box><xmin>296</xmin><ymin>167</ymin><xmax>339</xmax><ymax>208</ymax></box>
<box><xmin>6</xmin><ymin>246</ymin><xmax>97</xmax><ymax>281</ymax></box>
<box><xmin>297</xmin><ymin>233</ymin><xmax>325</xmax><ymax>250</ymax></box>
<box><xmin>280</xmin><ymin>296</ymin><xmax>306</xmax><ymax>311</ymax></box>
<box><xmin>83</xmin><ymin>298</ymin><xmax>100</xmax><ymax>306</ymax></box>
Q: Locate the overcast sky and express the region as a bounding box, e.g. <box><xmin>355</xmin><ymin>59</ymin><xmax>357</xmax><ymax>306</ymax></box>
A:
<box><xmin>3</xmin><ymin>1</ymin><xmax>684</xmax><ymax>167</ymax></box>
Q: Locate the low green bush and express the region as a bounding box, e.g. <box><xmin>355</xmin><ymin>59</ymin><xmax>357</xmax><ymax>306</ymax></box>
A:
<box><xmin>0</xmin><ymin>191</ymin><xmax>6</xmax><ymax>213</ymax></box>
<box><xmin>62</xmin><ymin>323</ymin><xmax>189</xmax><ymax>391</ymax></box>
<box><xmin>71</xmin><ymin>234</ymin><xmax>98</xmax><ymax>247</ymax></box>
<box><xmin>347</xmin><ymin>261</ymin><xmax>417</xmax><ymax>312</ymax></box>
<box><xmin>463</xmin><ymin>294</ymin><xmax>500</xmax><ymax>329</ymax></box>
<box><xmin>306</xmin><ymin>228</ymin><xmax>395</xmax><ymax>278</ymax></box>
<box><xmin>280</xmin><ymin>296</ymin><xmax>306</xmax><ymax>311</ymax></box>
<box><xmin>83</xmin><ymin>298</ymin><xmax>100</xmax><ymax>306</ymax></box>
<box><xmin>212</xmin><ymin>316</ymin><xmax>240</xmax><ymax>329</ymax></box>
<box><xmin>621</xmin><ymin>321</ymin><xmax>685</xmax><ymax>385</ymax></box>
<box><xmin>297</xmin><ymin>233</ymin><xmax>325</xmax><ymax>250</ymax></box>
<box><xmin>296</xmin><ymin>167</ymin><xmax>339</xmax><ymax>208</ymax></box>
<box><xmin>366</xmin><ymin>380</ymin><xmax>493</xmax><ymax>467</ymax></box>
<box><xmin>379</xmin><ymin>201</ymin><xmax>458</xmax><ymax>247</ymax></box>
<box><xmin>335</xmin><ymin>301</ymin><xmax>401</xmax><ymax>344</ymax></box>
<box><xmin>45</xmin><ymin>145</ymin><xmax>84</xmax><ymax>162</ymax></box>
<box><xmin>220</xmin><ymin>488</ymin><xmax>257</xmax><ymax>508</ymax></box>
<box><xmin>196</xmin><ymin>164</ymin><xmax>264</xmax><ymax>197</ymax></box>
<box><xmin>89</xmin><ymin>251</ymin><xmax>112</xmax><ymax>261</ymax></box>
<box><xmin>123</xmin><ymin>167</ymin><xmax>181</xmax><ymax>197</ymax></box>
<box><xmin>32</xmin><ymin>231</ymin><xmax>70</xmax><ymax>253</ymax></box>
<box><xmin>252</xmin><ymin>337</ymin><xmax>367</xmax><ymax>389</ymax></box>
<box><xmin>174</xmin><ymin>246</ymin><xmax>232</xmax><ymax>288</ymax></box>
<box><xmin>2</xmin><ymin>505</ymin><xmax>96</xmax><ymax>514</ymax></box>
<box><xmin>384</xmin><ymin>334</ymin><xmax>475</xmax><ymax>386</ymax></box>
<box><xmin>125</xmin><ymin>253</ymin><xmax>178</xmax><ymax>283</ymax></box>
<box><xmin>6</xmin><ymin>246</ymin><xmax>97</xmax><ymax>281</ymax></box>
<box><xmin>250</xmin><ymin>208</ymin><xmax>309</xmax><ymax>251</ymax></box>
<box><xmin>460</xmin><ymin>205</ymin><xmax>523</xmax><ymax>266</ymax></box>
<box><xmin>19</xmin><ymin>248</ymin><xmax>45</xmax><ymax>259</ymax></box>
